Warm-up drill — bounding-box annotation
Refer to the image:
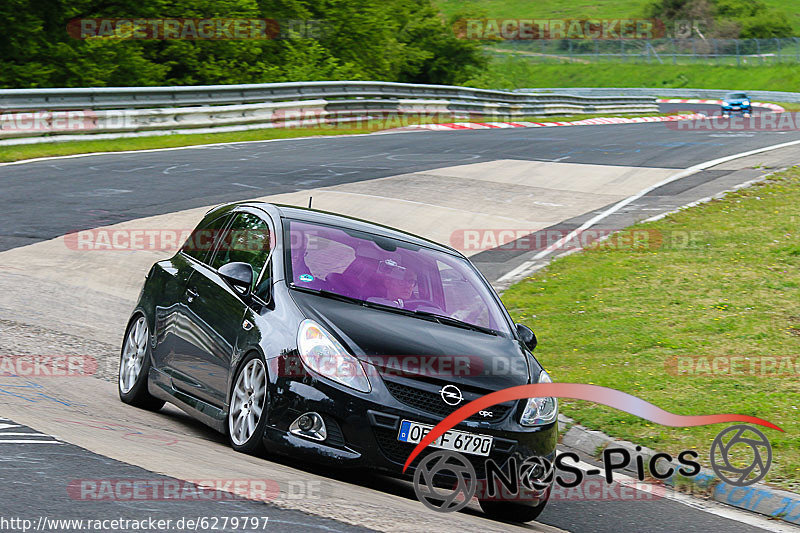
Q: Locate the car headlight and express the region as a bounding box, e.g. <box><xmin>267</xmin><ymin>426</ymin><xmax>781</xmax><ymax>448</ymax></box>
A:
<box><xmin>722</xmin><ymin>101</ymin><xmax>731</xmax><ymax>106</ymax></box>
<box><xmin>297</xmin><ymin>319</ymin><xmax>371</xmax><ymax>393</ymax></box>
<box><xmin>520</xmin><ymin>370</ymin><xmax>558</xmax><ymax>426</ymax></box>
<box><xmin>743</xmin><ymin>100</ymin><xmax>750</xmax><ymax>106</ymax></box>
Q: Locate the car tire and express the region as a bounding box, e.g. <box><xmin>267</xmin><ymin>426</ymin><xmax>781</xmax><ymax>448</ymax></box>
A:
<box><xmin>118</xmin><ymin>314</ymin><xmax>165</xmax><ymax>411</ymax></box>
<box><xmin>479</xmin><ymin>498</ymin><xmax>549</xmax><ymax>523</ymax></box>
<box><xmin>227</xmin><ymin>352</ymin><xmax>269</xmax><ymax>455</ymax></box>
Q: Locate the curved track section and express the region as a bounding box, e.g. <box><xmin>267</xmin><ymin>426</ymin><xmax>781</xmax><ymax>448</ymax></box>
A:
<box><xmin>2</xmin><ymin>116</ymin><xmax>800</xmax><ymax>533</ymax></box>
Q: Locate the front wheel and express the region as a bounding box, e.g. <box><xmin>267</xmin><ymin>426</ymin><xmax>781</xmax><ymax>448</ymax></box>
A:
<box><xmin>228</xmin><ymin>353</ymin><xmax>269</xmax><ymax>454</ymax></box>
<box><xmin>479</xmin><ymin>497</ymin><xmax>549</xmax><ymax>523</ymax></box>
<box><xmin>118</xmin><ymin>315</ymin><xmax>165</xmax><ymax>410</ymax></box>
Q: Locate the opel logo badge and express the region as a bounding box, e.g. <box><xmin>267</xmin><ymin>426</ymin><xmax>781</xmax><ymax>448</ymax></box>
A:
<box><xmin>439</xmin><ymin>384</ymin><xmax>463</xmax><ymax>406</ymax></box>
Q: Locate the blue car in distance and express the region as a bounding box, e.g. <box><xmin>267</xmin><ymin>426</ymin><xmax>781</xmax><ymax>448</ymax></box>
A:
<box><xmin>721</xmin><ymin>92</ymin><xmax>752</xmax><ymax>117</ymax></box>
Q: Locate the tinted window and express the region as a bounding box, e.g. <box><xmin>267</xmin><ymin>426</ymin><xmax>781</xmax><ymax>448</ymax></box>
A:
<box><xmin>181</xmin><ymin>213</ymin><xmax>231</xmax><ymax>263</ymax></box>
<box><xmin>210</xmin><ymin>212</ymin><xmax>272</xmax><ymax>294</ymax></box>
<box><xmin>286</xmin><ymin>219</ymin><xmax>510</xmax><ymax>334</ymax></box>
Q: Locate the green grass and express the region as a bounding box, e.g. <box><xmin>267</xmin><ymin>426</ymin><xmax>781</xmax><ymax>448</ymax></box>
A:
<box><xmin>434</xmin><ymin>0</ymin><xmax>800</xmax><ymax>36</ymax></box>
<box><xmin>0</xmin><ymin>126</ymin><xmax>373</xmax><ymax>163</ymax></box>
<box><xmin>501</xmin><ymin>167</ymin><xmax>800</xmax><ymax>491</ymax></box>
<box><xmin>435</xmin><ymin>0</ymin><xmax>647</xmax><ymax>20</ymax></box>
<box><xmin>468</xmin><ymin>59</ymin><xmax>800</xmax><ymax>92</ymax></box>
<box><xmin>0</xmin><ymin>112</ymin><xmax>675</xmax><ymax>163</ymax></box>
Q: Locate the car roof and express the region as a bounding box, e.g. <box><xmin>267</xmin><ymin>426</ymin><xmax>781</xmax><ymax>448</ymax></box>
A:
<box><xmin>232</xmin><ymin>202</ymin><xmax>462</xmax><ymax>256</ymax></box>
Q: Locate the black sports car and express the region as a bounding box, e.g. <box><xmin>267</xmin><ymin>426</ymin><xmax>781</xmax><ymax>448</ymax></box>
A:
<box><xmin>119</xmin><ymin>201</ymin><xmax>558</xmax><ymax>521</ymax></box>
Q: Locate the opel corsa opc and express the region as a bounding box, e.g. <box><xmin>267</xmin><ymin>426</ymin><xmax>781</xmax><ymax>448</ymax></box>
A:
<box><xmin>119</xmin><ymin>202</ymin><xmax>558</xmax><ymax>521</ymax></box>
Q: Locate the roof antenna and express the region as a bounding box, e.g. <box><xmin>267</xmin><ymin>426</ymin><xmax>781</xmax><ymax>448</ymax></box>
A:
<box><xmin>308</xmin><ymin>196</ymin><xmax>313</xmax><ymax>209</ymax></box>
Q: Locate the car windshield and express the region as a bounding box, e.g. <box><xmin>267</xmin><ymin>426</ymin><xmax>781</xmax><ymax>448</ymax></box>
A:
<box><xmin>285</xmin><ymin>219</ymin><xmax>511</xmax><ymax>335</ymax></box>
<box><xmin>726</xmin><ymin>93</ymin><xmax>747</xmax><ymax>100</ymax></box>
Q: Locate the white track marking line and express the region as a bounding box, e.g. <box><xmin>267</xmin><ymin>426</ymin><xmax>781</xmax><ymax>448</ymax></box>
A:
<box><xmin>564</xmin><ymin>453</ymin><xmax>796</xmax><ymax>532</ymax></box>
<box><xmin>498</xmin><ymin>138</ymin><xmax>800</xmax><ymax>283</ymax></box>
<box><xmin>0</xmin><ymin>432</ymin><xmax>57</xmax><ymax>437</ymax></box>
<box><xmin>231</xmin><ymin>182</ymin><xmax>261</xmax><ymax>189</ymax></box>
<box><xmin>0</xmin><ymin>439</ymin><xmax>64</xmax><ymax>444</ymax></box>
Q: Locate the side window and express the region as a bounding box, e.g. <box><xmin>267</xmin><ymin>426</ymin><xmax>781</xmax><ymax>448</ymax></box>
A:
<box><xmin>210</xmin><ymin>212</ymin><xmax>271</xmax><ymax>293</ymax></box>
<box><xmin>181</xmin><ymin>213</ymin><xmax>230</xmax><ymax>264</ymax></box>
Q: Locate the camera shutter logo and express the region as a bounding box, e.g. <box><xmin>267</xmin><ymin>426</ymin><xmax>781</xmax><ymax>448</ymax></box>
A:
<box><xmin>710</xmin><ymin>425</ymin><xmax>772</xmax><ymax>487</ymax></box>
<box><xmin>519</xmin><ymin>456</ymin><xmax>555</xmax><ymax>492</ymax></box>
<box><xmin>412</xmin><ymin>450</ymin><xmax>476</xmax><ymax>513</ymax></box>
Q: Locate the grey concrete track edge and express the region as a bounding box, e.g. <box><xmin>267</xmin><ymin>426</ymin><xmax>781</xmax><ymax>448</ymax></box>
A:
<box><xmin>496</xmin><ymin>145</ymin><xmax>800</xmax><ymax>526</ymax></box>
<box><xmin>496</xmin><ymin>137</ymin><xmax>800</xmax><ymax>286</ymax></box>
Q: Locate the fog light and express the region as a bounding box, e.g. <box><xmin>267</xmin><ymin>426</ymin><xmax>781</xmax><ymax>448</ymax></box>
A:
<box><xmin>289</xmin><ymin>412</ymin><xmax>327</xmax><ymax>441</ymax></box>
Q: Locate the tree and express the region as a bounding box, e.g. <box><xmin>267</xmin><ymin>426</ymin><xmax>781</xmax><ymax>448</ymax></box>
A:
<box><xmin>0</xmin><ymin>0</ymin><xmax>486</xmax><ymax>88</ymax></box>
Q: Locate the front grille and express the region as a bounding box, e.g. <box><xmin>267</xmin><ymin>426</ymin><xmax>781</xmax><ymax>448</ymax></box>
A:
<box><xmin>373</xmin><ymin>426</ymin><xmax>512</xmax><ymax>479</ymax></box>
<box><xmin>384</xmin><ymin>380</ymin><xmax>513</xmax><ymax>423</ymax></box>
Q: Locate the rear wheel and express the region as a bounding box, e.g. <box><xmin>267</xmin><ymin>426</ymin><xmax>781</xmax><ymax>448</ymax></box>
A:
<box><xmin>118</xmin><ymin>315</ymin><xmax>164</xmax><ymax>410</ymax></box>
<box><xmin>228</xmin><ymin>353</ymin><xmax>268</xmax><ymax>454</ymax></box>
<box><xmin>479</xmin><ymin>497</ymin><xmax>549</xmax><ymax>523</ymax></box>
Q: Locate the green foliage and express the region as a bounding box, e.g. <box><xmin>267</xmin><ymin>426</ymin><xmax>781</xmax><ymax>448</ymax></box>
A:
<box><xmin>502</xmin><ymin>167</ymin><xmax>800</xmax><ymax>490</ymax></box>
<box><xmin>466</xmin><ymin>58</ymin><xmax>800</xmax><ymax>93</ymax></box>
<box><xmin>647</xmin><ymin>0</ymin><xmax>793</xmax><ymax>38</ymax></box>
<box><xmin>0</xmin><ymin>0</ymin><xmax>485</xmax><ymax>88</ymax></box>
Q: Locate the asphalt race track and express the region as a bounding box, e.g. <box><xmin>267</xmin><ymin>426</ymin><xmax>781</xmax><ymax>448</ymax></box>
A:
<box><xmin>1</xmin><ymin>112</ymin><xmax>800</xmax><ymax>532</ymax></box>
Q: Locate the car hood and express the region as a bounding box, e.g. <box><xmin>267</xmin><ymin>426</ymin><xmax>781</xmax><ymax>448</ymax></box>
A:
<box><xmin>289</xmin><ymin>290</ymin><xmax>533</xmax><ymax>391</ymax></box>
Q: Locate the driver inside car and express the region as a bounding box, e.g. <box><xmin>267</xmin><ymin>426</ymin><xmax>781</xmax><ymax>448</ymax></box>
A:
<box><xmin>378</xmin><ymin>259</ymin><xmax>418</xmax><ymax>308</ymax></box>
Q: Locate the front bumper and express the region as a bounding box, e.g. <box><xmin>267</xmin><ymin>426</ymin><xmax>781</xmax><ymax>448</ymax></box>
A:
<box><xmin>262</xmin><ymin>358</ymin><xmax>558</xmax><ymax>482</ymax></box>
<box><xmin>721</xmin><ymin>105</ymin><xmax>752</xmax><ymax>114</ymax></box>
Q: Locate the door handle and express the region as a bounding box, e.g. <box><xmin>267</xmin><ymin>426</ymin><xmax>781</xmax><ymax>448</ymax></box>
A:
<box><xmin>186</xmin><ymin>288</ymin><xmax>199</xmax><ymax>302</ymax></box>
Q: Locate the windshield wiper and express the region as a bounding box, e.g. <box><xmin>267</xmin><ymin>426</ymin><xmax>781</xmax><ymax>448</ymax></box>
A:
<box><xmin>289</xmin><ymin>284</ymin><xmax>366</xmax><ymax>305</ymax></box>
<box><xmin>290</xmin><ymin>285</ymin><xmax>498</xmax><ymax>335</ymax></box>
<box><xmin>411</xmin><ymin>310</ymin><xmax>498</xmax><ymax>336</ymax></box>
<box><xmin>289</xmin><ymin>286</ymin><xmax>419</xmax><ymax>317</ymax></box>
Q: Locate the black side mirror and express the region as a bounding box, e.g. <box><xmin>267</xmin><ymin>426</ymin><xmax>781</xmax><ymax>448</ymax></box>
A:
<box><xmin>218</xmin><ymin>262</ymin><xmax>253</xmax><ymax>296</ymax></box>
<box><xmin>516</xmin><ymin>323</ymin><xmax>537</xmax><ymax>351</ymax></box>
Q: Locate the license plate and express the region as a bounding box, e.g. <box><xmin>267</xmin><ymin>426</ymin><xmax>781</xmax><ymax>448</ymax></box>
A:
<box><xmin>397</xmin><ymin>420</ymin><xmax>493</xmax><ymax>456</ymax></box>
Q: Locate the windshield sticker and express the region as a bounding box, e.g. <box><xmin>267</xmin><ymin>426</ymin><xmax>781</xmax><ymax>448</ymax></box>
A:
<box><xmin>298</xmin><ymin>274</ymin><xmax>314</xmax><ymax>282</ymax></box>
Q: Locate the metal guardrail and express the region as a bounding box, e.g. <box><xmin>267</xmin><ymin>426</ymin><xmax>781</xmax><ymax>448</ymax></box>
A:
<box><xmin>516</xmin><ymin>87</ymin><xmax>800</xmax><ymax>104</ymax></box>
<box><xmin>0</xmin><ymin>81</ymin><xmax>658</xmax><ymax>145</ymax></box>
<box><xmin>0</xmin><ymin>81</ymin><xmax>657</xmax><ymax>111</ymax></box>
